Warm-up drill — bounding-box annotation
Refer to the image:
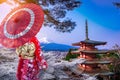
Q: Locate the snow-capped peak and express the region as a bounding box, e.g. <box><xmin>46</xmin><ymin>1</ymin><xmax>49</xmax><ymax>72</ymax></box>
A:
<box><xmin>39</xmin><ymin>37</ymin><xmax>50</xmax><ymax>43</ymax></box>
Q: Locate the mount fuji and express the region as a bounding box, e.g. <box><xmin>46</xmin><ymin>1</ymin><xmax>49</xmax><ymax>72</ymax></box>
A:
<box><xmin>39</xmin><ymin>37</ymin><xmax>77</xmax><ymax>51</ymax></box>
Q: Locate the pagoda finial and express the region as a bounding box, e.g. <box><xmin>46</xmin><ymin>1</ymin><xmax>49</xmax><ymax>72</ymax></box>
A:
<box><xmin>85</xmin><ymin>19</ymin><xmax>89</xmax><ymax>40</ymax></box>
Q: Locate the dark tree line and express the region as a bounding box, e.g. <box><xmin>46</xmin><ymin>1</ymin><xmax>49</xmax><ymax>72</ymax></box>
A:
<box><xmin>0</xmin><ymin>0</ymin><xmax>81</xmax><ymax>33</ymax></box>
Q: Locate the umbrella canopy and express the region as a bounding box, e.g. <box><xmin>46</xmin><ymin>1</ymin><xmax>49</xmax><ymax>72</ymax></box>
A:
<box><xmin>0</xmin><ymin>3</ymin><xmax>44</xmax><ymax>48</ymax></box>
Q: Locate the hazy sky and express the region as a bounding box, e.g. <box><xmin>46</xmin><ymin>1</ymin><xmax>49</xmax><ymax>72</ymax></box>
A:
<box><xmin>0</xmin><ymin>0</ymin><xmax>120</xmax><ymax>49</ymax></box>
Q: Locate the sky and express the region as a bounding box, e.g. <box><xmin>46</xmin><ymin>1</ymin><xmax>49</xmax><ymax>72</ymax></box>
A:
<box><xmin>0</xmin><ymin>0</ymin><xmax>120</xmax><ymax>49</ymax></box>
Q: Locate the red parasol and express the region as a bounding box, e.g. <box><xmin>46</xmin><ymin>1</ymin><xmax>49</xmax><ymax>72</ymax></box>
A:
<box><xmin>0</xmin><ymin>3</ymin><xmax>44</xmax><ymax>48</ymax></box>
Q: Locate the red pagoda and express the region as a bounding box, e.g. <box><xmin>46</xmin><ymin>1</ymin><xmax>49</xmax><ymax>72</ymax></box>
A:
<box><xmin>72</xmin><ymin>20</ymin><xmax>114</xmax><ymax>79</ymax></box>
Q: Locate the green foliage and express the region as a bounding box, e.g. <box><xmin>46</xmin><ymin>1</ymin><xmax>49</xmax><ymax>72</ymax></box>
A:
<box><xmin>65</xmin><ymin>49</ymin><xmax>79</xmax><ymax>61</ymax></box>
<box><xmin>96</xmin><ymin>50</ymin><xmax>120</xmax><ymax>73</ymax></box>
<box><xmin>106</xmin><ymin>50</ymin><xmax>120</xmax><ymax>73</ymax></box>
<box><xmin>107</xmin><ymin>52</ymin><xmax>119</xmax><ymax>59</ymax></box>
<box><xmin>114</xmin><ymin>60</ymin><xmax>120</xmax><ymax>73</ymax></box>
<box><xmin>96</xmin><ymin>54</ymin><xmax>102</xmax><ymax>59</ymax></box>
<box><xmin>96</xmin><ymin>54</ymin><xmax>108</xmax><ymax>59</ymax></box>
<box><xmin>108</xmin><ymin>64</ymin><xmax>114</xmax><ymax>72</ymax></box>
<box><xmin>108</xmin><ymin>60</ymin><xmax>120</xmax><ymax>73</ymax></box>
<box><xmin>96</xmin><ymin>52</ymin><xmax>119</xmax><ymax>60</ymax></box>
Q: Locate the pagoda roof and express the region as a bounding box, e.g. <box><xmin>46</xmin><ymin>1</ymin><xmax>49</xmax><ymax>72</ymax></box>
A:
<box><xmin>81</xmin><ymin>60</ymin><xmax>112</xmax><ymax>64</ymax></box>
<box><xmin>81</xmin><ymin>50</ymin><xmax>108</xmax><ymax>54</ymax></box>
<box><xmin>71</xmin><ymin>50</ymin><xmax>109</xmax><ymax>54</ymax></box>
<box><xmin>82</xmin><ymin>71</ymin><xmax>114</xmax><ymax>76</ymax></box>
<box><xmin>72</xmin><ymin>40</ymin><xmax>107</xmax><ymax>46</ymax></box>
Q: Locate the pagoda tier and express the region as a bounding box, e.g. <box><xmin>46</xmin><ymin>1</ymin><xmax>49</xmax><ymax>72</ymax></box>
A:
<box><xmin>72</xmin><ymin>50</ymin><xmax>109</xmax><ymax>60</ymax></box>
<box><xmin>72</xmin><ymin>50</ymin><xmax>109</xmax><ymax>54</ymax></box>
<box><xmin>72</xmin><ymin>40</ymin><xmax>107</xmax><ymax>46</ymax></box>
<box><xmin>78</xmin><ymin>67</ymin><xmax>114</xmax><ymax>76</ymax></box>
<box><xmin>78</xmin><ymin>60</ymin><xmax>112</xmax><ymax>72</ymax></box>
<box><xmin>72</xmin><ymin>40</ymin><xmax>107</xmax><ymax>51</ymax></box>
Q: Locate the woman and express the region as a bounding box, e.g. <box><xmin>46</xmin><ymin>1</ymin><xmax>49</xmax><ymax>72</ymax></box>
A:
<box><xmin>16</xmin><ymin>37</ymin><xmax>47</xmax><ymax>80</ymax></box>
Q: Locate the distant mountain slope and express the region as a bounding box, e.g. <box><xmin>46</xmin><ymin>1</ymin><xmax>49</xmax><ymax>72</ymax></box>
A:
<box><xmin>40</xmin><ymin>42</ymin><xmax>77</xmax><ymax>51</ymax></box>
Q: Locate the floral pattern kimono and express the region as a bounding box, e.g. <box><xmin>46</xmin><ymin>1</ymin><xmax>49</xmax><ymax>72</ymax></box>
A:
<box><xmin>16</xmin><ymin>37</ymin><xmax>47</xmax><ymax>80</ymax></box>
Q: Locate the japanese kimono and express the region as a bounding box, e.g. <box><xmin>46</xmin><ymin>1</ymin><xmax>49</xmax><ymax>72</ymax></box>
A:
<box><xmin>16</xmin><ymin>37</ymin><xmax>47</xmax><ymax>80</ymax></box>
